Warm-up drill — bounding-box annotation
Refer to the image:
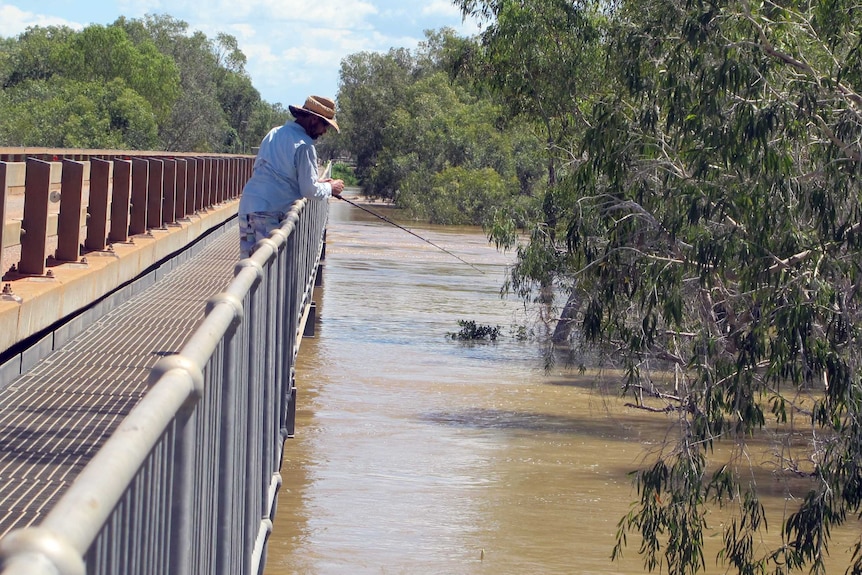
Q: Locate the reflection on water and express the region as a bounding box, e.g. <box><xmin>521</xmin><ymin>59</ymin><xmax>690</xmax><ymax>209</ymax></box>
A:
<box><xmin>263</xmin><ymin>194</ymin><xmax>856</xmax><ymax>575</ymax></box>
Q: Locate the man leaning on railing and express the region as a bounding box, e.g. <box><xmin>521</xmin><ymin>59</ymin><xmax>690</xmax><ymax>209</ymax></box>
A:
<box><xmin>238</xmin><ymin>95</ymin><xmax>344</xmax><ymax>259</ymax></box>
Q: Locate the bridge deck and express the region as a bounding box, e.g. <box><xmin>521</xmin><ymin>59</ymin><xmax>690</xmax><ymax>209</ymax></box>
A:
<box><xmin>0</xmin><ymin>223</ymin><xmax>240</xmax><ymax>537</ymax></box>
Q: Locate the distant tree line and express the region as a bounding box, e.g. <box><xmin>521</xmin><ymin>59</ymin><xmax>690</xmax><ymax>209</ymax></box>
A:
<box><xmin>330</xmin><ymin>28</ymin><xmax>548</xmax><ymax>226</ymax></box>
<box><xmin>0</xmin><ymin>14</ymin><xmax>290</xmax><ymax>152</ymax></box>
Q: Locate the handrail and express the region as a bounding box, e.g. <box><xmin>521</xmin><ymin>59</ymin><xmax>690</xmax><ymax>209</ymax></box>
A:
<box><xmin>0</xmin><ymin>148</ymin><xmax>254</xmax><ymax>162</ymax></box>
<box><xmin>1</xmin><ymin>153</ymin><xmax>253</xmax><ymax>272</ymax></box>
<box><xmin>0</xmin><ymin>151</ymin><xmax>254</xmax><ymax>363</ymax></box>
<box><xmin>0</xmin><ymin>194</ymin><xmax>329</xmax><ymax>575</ymax></box>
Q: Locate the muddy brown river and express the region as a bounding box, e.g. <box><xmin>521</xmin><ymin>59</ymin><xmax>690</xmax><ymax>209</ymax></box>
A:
<box><xmin>262</xmin><ymin>193</ymin><xmax>858</xmax><ymax>574</ymax></box>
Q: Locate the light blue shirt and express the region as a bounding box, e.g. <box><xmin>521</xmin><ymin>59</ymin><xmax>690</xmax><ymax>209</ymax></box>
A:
<box><xmin>238</xmin><ymin>121</ymin><xmax>332</xmax><ymax>216</ymax></box>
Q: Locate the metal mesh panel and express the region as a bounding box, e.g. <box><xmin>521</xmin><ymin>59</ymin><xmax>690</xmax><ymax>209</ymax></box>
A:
<box><xmin>0</xmin><ymin>225</ymin><xmax>240</xmax><ymax>538</ymax></box>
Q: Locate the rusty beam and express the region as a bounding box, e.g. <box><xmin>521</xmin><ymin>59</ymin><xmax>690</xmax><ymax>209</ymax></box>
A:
<box><xmin>109</xmin><ymin>159</ymin><xmax>132</xmax><ymax>244</ymax></box>
<box><xmin>85</xmin><ymin>159</ymin><xmax>111</xmax><ymax>252</ymax></box>
<box><xmin>55</xmin><ymin>159</ymin><xmax>84</xmax><ymax>262</ymax></box>
<box><xmin>130</xmin><ymin>159</ymin><xmax>149</xmax><ymax>236</ymax></box>
<box><xmin>19</xmin><ymin>159</ymin><xmax>52</xmax><ymax>275</ymax></box>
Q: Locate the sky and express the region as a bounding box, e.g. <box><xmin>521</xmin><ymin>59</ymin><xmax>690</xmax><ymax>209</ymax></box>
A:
<box><xmin>0</xmin><ymin>0</ymin><xmax>484</xmax><ymax>108</ymax></box>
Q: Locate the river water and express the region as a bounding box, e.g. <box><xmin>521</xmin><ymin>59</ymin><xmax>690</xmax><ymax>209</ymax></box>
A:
<box><xmin>262</xmin><ymin>193</ymin><xmax>856</xmax><ymax>575</ymax></box>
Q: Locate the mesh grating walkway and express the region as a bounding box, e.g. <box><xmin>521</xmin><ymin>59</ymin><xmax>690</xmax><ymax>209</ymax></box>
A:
<box><xmin>0</xmin><ymin>223</ymin><xmax>241</xmax><ymax>537</ymax></box>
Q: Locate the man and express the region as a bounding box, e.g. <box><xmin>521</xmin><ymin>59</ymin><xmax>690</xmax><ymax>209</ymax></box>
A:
<box><xmin>238</xmin><ymin>95</ymin><xmax>345</xmax><ymax>258</ymax></box>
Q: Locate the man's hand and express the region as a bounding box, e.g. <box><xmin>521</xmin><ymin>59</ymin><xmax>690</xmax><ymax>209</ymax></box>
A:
<box><xmin>321</xmin><ymin>178</ymin><xmax>345</xmax><ymax>197</ymax></box>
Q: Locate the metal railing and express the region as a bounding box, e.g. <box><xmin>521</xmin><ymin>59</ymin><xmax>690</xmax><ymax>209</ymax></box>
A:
<box><xmin>1</xmin><ymin>150</ymin><xmax>252</xmax><ymax>277</ymax></box>
<box><xmin>0</xmin><ymin>150</ymin><xmax>253</xmax><ymax>383</ymax></box>
<box><xmin>0</xmin><ymin>148</ymin><xmax>330</xmax><ymax>574</ymax></box>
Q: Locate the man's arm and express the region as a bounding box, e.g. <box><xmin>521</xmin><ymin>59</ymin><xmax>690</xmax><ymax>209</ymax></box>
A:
<box><xmin>296</xmin><ymin>144</ymin><xmax>335</xmax><ymax>199</ymax></box>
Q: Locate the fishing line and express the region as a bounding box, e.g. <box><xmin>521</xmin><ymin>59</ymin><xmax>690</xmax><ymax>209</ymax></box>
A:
<box><xmin>335</xmin><ymin>195</ymin><xmax>486</xmax><ymax>274</ymax></box>
<box><xmin>322</xmin><ymin>161</ymin><xmax>484</xmax><ymax>273</ymax></box>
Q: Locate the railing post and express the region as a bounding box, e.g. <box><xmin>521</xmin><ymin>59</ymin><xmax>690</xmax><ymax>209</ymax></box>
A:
<box><xmin>223</xmin><ymin>158</ymin><xmax>231</xmax><ymax>203</ymax></box>
<box><xmin>55</xmin><ymin>159</ymin><xmax>84</xmax><ymax>262</ymax></box>
<box><xmin>319</xmin><ymin>229</ymin><xmax>326</xmax><ymax>263</ymax></box>
<box><xmin>18</xmin><ymin>158</ymin><xmax>52</xmax><ymax>275</ymax></box>
<box><xmin>162</xmin><ymin>158</ymin><xmax>177</xmax><ymax>225</ymax></box>
<box><xmin>130</xmin><ymin>159</ymin><xmax>149</xmax><ymax>236</ymax></box>
<box><xmin>281</xmin><ymin>228</ymin><xmax>298</xmax><ymax>436</ymax></box>
<box><xmin>217</xmin><ymin>327</ymin><xmax>241</xmax><ymax>575</ymax></box>
<box><xmin>284</xmin><ymin>369</ymin><xmax>297</xmax><ymax>439</ymax></box>
<box><xmin>85</xmin><ymin>158</ymin><xmax>112</xmax><ymax>252</ymax></box>
<box><xmin>259</xmin><ymin>256</ymin><xmax>279</xmax><ymax>460</ymax></box>
<box><xmin>147</xmin><ymin>159</ymin><xmax>164</xmax><ymax>230</ymax></box>
<box><xmin>195</xmin><ymin>158</ymin><xmax>206</xmax><ymax>213</ymax></box>
<box><xmin>224</xmin><ymin>159</ymin><xmax>233</xmax><ymax>202</ymax></box>
<box><xmin>219</xmin><ymin>158</ymin><xmax>227</xmax><ymax>204</ymax></box>
<box><xmin>206</xmin><ymin>158</ymin><xmax>216</xmax><ymax>208</ymax></box>
<box><xmin>0</xmin><ymin>162</ymin><xmax>8</xmax><ymax>275</ymax></box>
<box><xmin>169</xmin><ymin>408</ymin><xmax>196</xmax><ymax>575</ymax></box>
<box><xmin>228</xmin><ymin>158</ymin><xmax>237</xmax><ymax>201</ymax></box>
<box><xmin>109</xmin><ymin>159</ymin><xmax>132</xmax><ymax>244</ymax></box>
<box><xmin>212</xmin><ymin>159</ymin><xmax>221</xmax><ymax>205</ymax></box>
<box><xmin>237</xmin><ymin>157</ymin><xmax>243</xmax><ymax>187</ymax></box>
<box><xmin>185</xmin><ymin>159</ymin><xmax>198</xmax><ymax>217</ymax></box>
<box><xmin>175</xmin><ymin>159</ymin><xmax>188</xmax><ymax>220</ymax></box>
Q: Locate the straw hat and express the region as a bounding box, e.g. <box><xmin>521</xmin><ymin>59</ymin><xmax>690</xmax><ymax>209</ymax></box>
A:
<box><xmin>289</xmin><ymin>96</ymin><xmax>340</xmax><ymax>133</ymax></box>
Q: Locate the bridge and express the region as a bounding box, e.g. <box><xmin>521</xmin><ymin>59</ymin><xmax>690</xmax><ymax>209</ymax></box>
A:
<box><xmin>0</xmin><ymin>148</ymin><xmax>327</xmax><ymax>575</ymax></box>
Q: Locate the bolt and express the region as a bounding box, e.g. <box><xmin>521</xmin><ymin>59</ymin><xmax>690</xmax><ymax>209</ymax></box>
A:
<box><xmin>46</xmin><ymin>270</ymin><xmax>54</xmax><ymax>278</ymax></box>
<box><xmin>2</xmin><ymin>283</ymin><xmax>13</xmax><ymax>295</ymax></box>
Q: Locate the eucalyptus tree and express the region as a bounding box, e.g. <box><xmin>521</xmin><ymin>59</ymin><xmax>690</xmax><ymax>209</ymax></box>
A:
<box><xmin>1</xmin><ymin>16</ymin><xmax>269</xmax><ymax>151</ymax></box>
<box><xmin>0</xmin><ymin>25</ymin><xmax>76</xmax><ymax>87</ymax></box>
<box><xmin>490</xmin><ymin>0</ymin><xmax>862</xmax><ymax>573</ymax></box>
<box><xmin>337</xmin><ymin>31</ymin><xmax>545</xmax><ymax>224</ymax></box>
<box><xmin>212</xmin><ymin>32</ymin><xmax>261</xmax><ymax>151</ymax></box>
<box><xmin>116</xmin><ymin>15</ymin><xmax>252</xmax><ymax>151</ymax></box>
<box><xmin>65</xmin><ymin>24</ymin><xmax>180</xmax><ymax>124</ymax></box>
<box><xmin>457</xmin><ymin>0</ymin><xmax>606</xmax><ymax>187</ymax></box>
<box><xmin>0</xmin><ymin>76</ymin><xmax>159</xmax><ymax>148</ymax></box>
<box><xmin>391</xmin><ymin>72</ymin><xmax>528</xmax><ymax>224</ymax></box>
<box><xmin>0</xmin><ymin>24</ymin><xmax>166</xmax><ymax>148</ymax></box>
<box><xmin>456</xmin><ymin>0</ymin><xmax>608</xmax><ymax>341</ymax></box>
<box><xmin>338</xmin><ymin>47</ymin><xmax>417</xmax><ymax>199</ymax></box>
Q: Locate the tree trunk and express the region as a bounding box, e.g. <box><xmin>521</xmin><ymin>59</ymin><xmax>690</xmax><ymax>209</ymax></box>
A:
<box><xmin>552</xmin><ymin>290</ymin><xmax>582</xmax><ymax>344</ymax></box>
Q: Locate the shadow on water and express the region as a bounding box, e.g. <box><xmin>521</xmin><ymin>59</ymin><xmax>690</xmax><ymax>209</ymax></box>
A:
<box><xmin>419</xmin><ymin>407</ymin><xmax>673</xmax><ymax>443</ymax></box>
<box><xmin>542</xmin><ymin>375</ymin><xmax>625</xmax><ymax>392</ymax></box>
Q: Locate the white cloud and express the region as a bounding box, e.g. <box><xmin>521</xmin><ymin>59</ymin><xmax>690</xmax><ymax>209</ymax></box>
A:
<box><xmin>0</xmin><ymin>0</ymin><xmax>481</xmax><ymax>108</ymax></box>
<box><xmin>115</xmin><ymin>0</ymin><xmax>163</xmax><ymax>19</ymax></box>
<box><xmin>163</xmin><ymin>0</ymin><xmax>378</xmax><ymax>30</ymax></box>
<box><xmin>242</xmin><ymin>42</ymin><xmax>279</xmax><ymax>65</ymax></box>
<box><xmin>227</xmin><ymin>23</ymin><xmax>257</xmax><ymax>41</ymax></box>
<box><xmin>421</xmin><ymin>0</ymin><xmax>462</xmax><ymax>18</ymax></box>
<box><xmin>260</xmin><ymin>0</ymin><xmax>378</xmax><ymax>28</ymax></box>
<box><xmin>0</xmin><ymin>3</ymin><xmax>82</xmax><ymax>37</ymax></box>
<box><xmin>154</xmin><ymin>0</ymin><xmax>384</xmax><ymax>105</ymax></box>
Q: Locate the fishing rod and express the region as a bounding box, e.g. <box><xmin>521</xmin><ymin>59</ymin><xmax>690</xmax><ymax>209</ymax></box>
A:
<box><xmin>336</xmin><ymin>195</ymin><xmax>486</xmax><ymax>274</ymax></box>
<box><xmin>322</xmin><ymin>163</ymin><xmax>484</xmax><ymax>274</ymax></box>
